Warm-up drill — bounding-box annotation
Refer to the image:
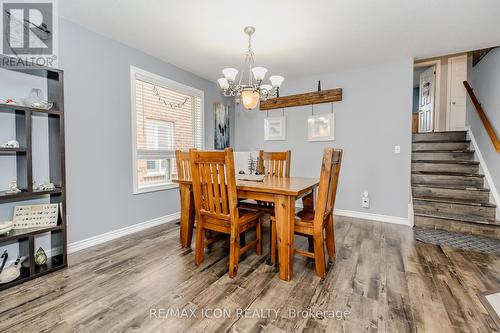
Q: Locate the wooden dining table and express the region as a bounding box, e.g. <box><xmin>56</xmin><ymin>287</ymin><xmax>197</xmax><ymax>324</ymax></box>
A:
<box><xmin>172</xmin><ymin>176</ymin><xmax>319</xmax><ymax>281</ymax></box>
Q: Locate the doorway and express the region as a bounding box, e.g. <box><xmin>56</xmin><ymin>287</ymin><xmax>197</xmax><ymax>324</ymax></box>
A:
<box><xmin>413</xmin><ymin>61</ymin><xmax>440</xmax><ymax>133</ymax></box>
<box><xmin>446</xmin><ymin>55</ymin><xmax>468</xmax><ymax>130</ymax></box>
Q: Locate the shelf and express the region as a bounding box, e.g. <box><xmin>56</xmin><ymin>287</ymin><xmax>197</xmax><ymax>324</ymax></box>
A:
<box><xmin>0</xmin><ymin>188</ymin><xmax>62</xmax><ymax>203</ymax></box>
<box><xmin>0</xmin><ymin>266</ymin><xmax>30</xmax><ymax>291</ymax></box>
<box><xmin>0</xmin><ymin>225</ymin><xmax>63</xmax><ymax>243</ymax></box>
<box><xmin>0</xmin><ymin>258</ymin><xmax>66</xmax><ymax>292</ymax></box>
<box><xmin>34</xmin><ymin>254</ymin><xmax>64</xmax><ymax>276</ymax></box>
<box><xmin>0</xmin><ymin>103</ymin><xmax>60</xmax><ymax>115</ymax></box>
<box><xmin>0</xmin><ymin>54</ymin><xmax>66</xmax><ymax>292</ymax></box>
<box><xmin>0</xmin><ymin>147</ymin><xmax>27</xmax><ymax>155</ymax></box>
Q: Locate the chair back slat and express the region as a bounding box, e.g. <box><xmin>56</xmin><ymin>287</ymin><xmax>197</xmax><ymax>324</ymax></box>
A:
<box><xmin>258</xmin><ymin>150</ymin><xmax>291</xmax><ymax>177</ymax></box>
<box><xmin>190</xmin><ymin>149</ymin><xmax>238</xmax><ymax>222</ymax></box>
<box><xmin>314</xmin><ymin>148</ymin><xmax>343</xmax><ymax>231</ymax></box>
<box><xmin>175</xmin><ymin>150</ymin><xmax>192</xmax><ymax>180</ymax></box>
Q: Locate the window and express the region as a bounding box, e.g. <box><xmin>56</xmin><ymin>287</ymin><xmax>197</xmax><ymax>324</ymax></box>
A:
<box><xmin>131</xmin><ymin>67</ymin><xmax>204</xmax><ymax>193</ymax></box>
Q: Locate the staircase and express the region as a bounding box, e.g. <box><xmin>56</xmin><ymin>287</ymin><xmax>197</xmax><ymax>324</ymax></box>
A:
<box><xmin>411</xmin><ymin>131</ymin><xmax>500</xmax><ymax>239</ymax></box>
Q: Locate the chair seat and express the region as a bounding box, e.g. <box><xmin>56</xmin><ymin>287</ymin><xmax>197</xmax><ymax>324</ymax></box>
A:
<box><xmin>296</xmin><ymin>209</ymin><xmax>315</xmax><ymax>222</ymax></box>
<box><xmin>270</xmin><ymin>208</ymin><xmax>317</xmax><ymax>235</ymax></box>
<box><xmin>270</xmin><ymin>208</ymin><xmax>314</xmax><ymax>223</ymax></box>
<box><xmin>238</xmin><ymin>208</ymin><xmax>264</xmax><ymax>225</ymax></box>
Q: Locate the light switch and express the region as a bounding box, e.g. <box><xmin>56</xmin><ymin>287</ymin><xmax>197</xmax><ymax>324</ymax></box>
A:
<box><xmin>394</xmin><ymin>145</ymin><xmax>401</xmax><ymax>154</ymax></box>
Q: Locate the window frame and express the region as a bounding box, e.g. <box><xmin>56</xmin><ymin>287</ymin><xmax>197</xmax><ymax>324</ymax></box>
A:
<box><xmin>130</xmin><ymin>66</ymin><xmax>205</xmax><ymax>194</ymax></box>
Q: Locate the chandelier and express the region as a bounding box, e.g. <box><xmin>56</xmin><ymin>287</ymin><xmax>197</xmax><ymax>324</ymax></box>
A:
<box><xmin>217</xmin><ymin>26</ymin><xmax>285</xmax><ymax>110</ymax></box>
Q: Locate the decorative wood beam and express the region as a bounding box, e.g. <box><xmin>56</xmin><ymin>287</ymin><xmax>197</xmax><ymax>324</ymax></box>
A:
<box><xmin>260</xmin><ymin>88</ymin><xmax>342</xmax><ymax>111</ymax></box>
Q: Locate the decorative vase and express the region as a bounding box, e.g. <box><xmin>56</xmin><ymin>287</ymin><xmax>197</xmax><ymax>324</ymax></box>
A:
<box><xmin>34</xmin><ymin>247</ymin><xmax>47</xmax><ymax>265</ymax></box>
<box><xmin>23</xmin><ymin>88</ymin><xmax>53</xmax><ymax>110</ymax></box>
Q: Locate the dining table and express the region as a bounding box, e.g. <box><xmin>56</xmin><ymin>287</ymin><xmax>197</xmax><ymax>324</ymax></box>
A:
<box><xmin>172</xmin><ymin>175</ymin><xmax>319</xmax><ymax>281</ymax></box>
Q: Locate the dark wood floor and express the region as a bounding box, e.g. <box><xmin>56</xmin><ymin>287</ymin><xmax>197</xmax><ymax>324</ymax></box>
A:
<box><xmin>0</xmin><ymin>216</ymin><xmax>499</xmax><ymax>332</ymax></box>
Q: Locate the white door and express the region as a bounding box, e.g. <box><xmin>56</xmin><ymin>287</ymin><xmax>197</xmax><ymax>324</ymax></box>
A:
<box><xmin>447</xmin><ymin>55</ymin><xmax>467</xmax><ymax>130</ymax></box>
<box><xmin>418</xmin><ymin>66</ymin><xmax>436</xmax><ymax>132</ymax></box>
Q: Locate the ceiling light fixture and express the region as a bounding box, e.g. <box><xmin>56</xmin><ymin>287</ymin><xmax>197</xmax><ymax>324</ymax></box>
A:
<box><xmin>217</xmin><ymin>26</ymin><xmax>284</xmax><ymax>111</ymax></box>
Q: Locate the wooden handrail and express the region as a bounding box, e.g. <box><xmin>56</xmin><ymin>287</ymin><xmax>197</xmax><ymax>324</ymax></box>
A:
<box><xmin>463</xmin><ymin>81</ymin><xmax>500</xmax><ymax>153</ymax></box>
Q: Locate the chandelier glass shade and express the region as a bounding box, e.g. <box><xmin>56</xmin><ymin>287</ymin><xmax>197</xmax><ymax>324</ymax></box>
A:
<box><xmin>217</xmin><ymin>26</ymin><xmax>284</xmax><ymax>110</ymax></box>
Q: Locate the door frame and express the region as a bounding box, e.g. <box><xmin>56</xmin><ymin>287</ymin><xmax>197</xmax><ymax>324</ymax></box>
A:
<box><xmin>414</xmin><ymin>60</ymin><xmax>441</xmax><ymax>131</ymax></box>
<box><xmin>446</xmin><ymin>54</ymin><xmax>468</xmax><ymax>131</ymax></box>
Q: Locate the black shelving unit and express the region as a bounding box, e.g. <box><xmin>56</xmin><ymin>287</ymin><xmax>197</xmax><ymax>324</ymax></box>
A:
<box><xmin>0</xmin><ymin>56</ymin><xmax>67</xmax><ymax>291</ymax></box>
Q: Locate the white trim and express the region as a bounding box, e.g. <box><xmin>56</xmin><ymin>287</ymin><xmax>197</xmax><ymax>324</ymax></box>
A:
<box><xmin>295</xmin><ymin>200</ymin><xmax>412</xmax><ymax>226</ymax></box>
<box><xmin>68</xmin><ymin>212</ymin><xmax>180</xmax><ymax>254</ymax></box>
<box><xmin>466</xmin><ymin>126</ymin><xmax>500</xmax><ymax>218</ymax></box>
<box><xmin>333</xmin><ymin>209</ymin><xmax>411</xmax><ymax>226</ymax></box>
<box><xmin>133</xmin><ymin>183</ymin><xmax>178</xmax><ymax>194</ymax></box>
<box><xmin>415</xmin><ymin>59</ymin><xmax>441</xmax><ymax>131</ymax></box>
<box><xmin>130</xmin><ymin>66</ymin><xmax>205</xmax><ymax>194</ymax></box>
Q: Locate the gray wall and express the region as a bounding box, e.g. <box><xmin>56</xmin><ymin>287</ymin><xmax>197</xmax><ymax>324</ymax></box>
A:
<box><xmin>467</xmin><ymin>48</ymin><xmax>500</xmax><ymax>197</ymax></box>
<box><xmin>57</xmin><ymin>19</ymin><xmax>228</xmax><ymax>243</ymax></box>
<box><xmin>235</xmin><ymin>58</ymin><xmax>414</xmax><ymax>219</ymax></box>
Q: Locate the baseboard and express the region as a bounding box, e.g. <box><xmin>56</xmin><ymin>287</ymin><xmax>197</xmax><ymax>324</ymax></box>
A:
<box><xmin>334</xmin><ymin>208</ymin><xmax>412</xmax><ymax>226</ymax></box>
<box><xmin>295</xmin><ymin>200</ymin><xmax>412</xmax><ymax>227</ymax></box>
<box><xmin>466</xmin><ymin>126</ymin><xmax>500</xmax><ymax>218</ymax></box>
<box><xmin>68</xmin><ymin>212</ymin><xmax>180</xmax><ymax>254</ymax></box>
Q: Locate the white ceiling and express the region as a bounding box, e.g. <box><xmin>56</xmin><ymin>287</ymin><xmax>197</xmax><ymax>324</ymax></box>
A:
<box><xmin>60</xmin><ymin>0</ymin><xmax>500</xmax><ymax>82</ymax></box>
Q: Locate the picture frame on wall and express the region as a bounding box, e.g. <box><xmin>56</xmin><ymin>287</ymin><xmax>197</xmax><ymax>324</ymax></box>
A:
<box><xmin>264</xmin><ymin>116</ymin><xmax>286</xmax><ymax>141</ymax></box>
<box><xmin>214</xmin><ymin>102</ymin><xmax>230</xmax><ymax>149</ymax></box>
<box><xmin>307</xmin><ymin>113</ymin><xmax>335</xmax><ymax>141</ymax></box>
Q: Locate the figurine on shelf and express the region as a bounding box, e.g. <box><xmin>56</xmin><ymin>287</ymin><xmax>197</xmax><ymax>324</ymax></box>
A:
<box><xmin>37</xmin><ymin>182</ymin><xmax>55</xmax><ymax>191</ymax></box>
<box><xmin>4</xmin><ymin>98</ymin><xmax>18</xmax><ymax>105</ymax></box>
<box><xmin>6</xmin><ymin>180</ymin><xmax>21</xmax><ymax>194</ymax></box>
<box><xmin>0</xmin><ymin>251</ymin><xmax>7</xmax><ymax>274</ymax></box>
<box><xmin>0</xmin><ymin>221</ymin><xmax>14</xmax><ymax>235</ymax></box>
<box><xmin>1</xmin><ymin>140</ymin><xmax>20</xmax><ymax>148</ymax></box>
<box><xmin>0</xmin><ymin>256</ymin><xmax>26</xmax><ymax>284</ymax></box>
<box><xmin>34</xmin><ymin>247</ymin><xmax>47</xmax><ymax>265</ymax></box>
<box><xmin>22</xmin><ymin>88</ymin><xmax>53</xmax><ymax>110</ymax></box>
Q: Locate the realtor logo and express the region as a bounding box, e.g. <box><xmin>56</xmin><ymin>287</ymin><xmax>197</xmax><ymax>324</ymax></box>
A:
<box><xmin>1</xmin><ymin>0</ymin><xmax>58</xmax><ymax>66</ymax></box>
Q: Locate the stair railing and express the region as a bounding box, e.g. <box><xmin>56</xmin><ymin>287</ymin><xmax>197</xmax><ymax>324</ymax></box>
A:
<box><xmin>463</xmin><ymin>81</ymin><xmax>500</xmax><ymax>153</ymax></box>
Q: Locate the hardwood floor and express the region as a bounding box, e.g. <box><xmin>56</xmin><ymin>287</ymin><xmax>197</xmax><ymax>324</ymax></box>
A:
<box><xmin>0</xmin><ymin>216</ymin><xmax>499</xmax><ymax>332</ymax></box>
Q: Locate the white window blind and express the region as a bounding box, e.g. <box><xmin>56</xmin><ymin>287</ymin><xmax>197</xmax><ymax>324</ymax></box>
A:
<box><xmin>131</xmin><ymin>67</ymin><xmax>203</xmax><ymax>193</ymax></box>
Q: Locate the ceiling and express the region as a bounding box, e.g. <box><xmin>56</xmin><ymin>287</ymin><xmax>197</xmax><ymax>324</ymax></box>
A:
<box><xmin>60</xmin><ymin>0</ymin><xmax>500</xmax><ymax>82</ymax></box>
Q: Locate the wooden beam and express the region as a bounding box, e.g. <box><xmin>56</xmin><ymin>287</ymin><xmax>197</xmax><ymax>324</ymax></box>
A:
<box><xmin>260</xmin><ymin>88</ymin><xmax>342</xmax><ymax>111</ymax></box>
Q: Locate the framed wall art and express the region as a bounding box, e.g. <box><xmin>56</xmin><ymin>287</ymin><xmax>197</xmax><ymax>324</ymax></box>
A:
<box><xmin>307</xmin><ymin>113</ymin><xmax>335</xmax><ymax>141</ymax></box>
<box><xmin>264</xmin><ymin>116</ymin><xmax>286</xmax><ymax>141</ymax></box>
<box><xmin>214</xmin><ymin>102</ymin><xmax>230</xmax><ymax>149</ymax></box>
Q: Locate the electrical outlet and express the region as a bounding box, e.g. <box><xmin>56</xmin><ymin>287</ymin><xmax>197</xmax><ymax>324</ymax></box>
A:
<box><xmin>394</xmin><ymin>145</ymin><xmax>401</xmax><ymax>154</ymax></box>
<box><xmin>362</xmin><ymin>191</ymin><xmax>370</xmax><ymax>209</ymax></box>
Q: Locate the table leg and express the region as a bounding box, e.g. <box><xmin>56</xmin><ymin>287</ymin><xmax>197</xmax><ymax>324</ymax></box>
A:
<box><xmin>179</xmin><ymin>184</ymin><xmax>195</xmax><ymax>248</ymax></box>
<box><xmin>274</xmin><ymin>194</ymin><xmax>295</xmax><ymax>281</ymax></box>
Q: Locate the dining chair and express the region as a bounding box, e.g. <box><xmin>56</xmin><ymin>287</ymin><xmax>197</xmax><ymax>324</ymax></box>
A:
<box><xmin>258</xmin><ymin>150</ymin><xmax>291</xmax><ymax>177</ymax></box>
<box><xmin>271</xmin><ymin>148</ymin><xmax>343</xmax><ymax>278</ymax></box>
<box><xmin>190</xmin><ymin>148</ymin><xmax>263</xmax><ymax>278</ymax></box>
<box><xmin>240</xmin><ymin>150</ymin><xmax>291</xmax><ymax>262</ymax></box>
<box><xmin>240</xmin><ymin>150</ymin><xmax>291</xmax><ymax>216</ymax></box>
<box><xmin>175</xmin><ymin>150</ymin><xmax>195</xmax><ymax>247</ymax></box>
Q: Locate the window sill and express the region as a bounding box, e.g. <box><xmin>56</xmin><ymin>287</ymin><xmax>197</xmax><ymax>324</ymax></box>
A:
<box><xmin>133</xmin><ymin>183</ymin><xmax>179</xmax><ymax>194</ymax></box>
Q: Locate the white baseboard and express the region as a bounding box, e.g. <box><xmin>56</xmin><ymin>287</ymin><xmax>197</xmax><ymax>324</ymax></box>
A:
<box><xmin>68</xmin><ymin>212</ymin><xmax>180</xmax><ymax>254</ymax></box>
<box><xmin>334</xmin><ymin>208</ymin><xmax>412</xmax><ymax>226</ymax></box>
<box><xmin>466</xmin><ymin>126</ymin><xmax>500</xmax><ymax>218</ymax></box>
<box><xmin>296</xmin><ymin>200</ymin><xmax>412</xmax><ymax>227</ymax></box>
